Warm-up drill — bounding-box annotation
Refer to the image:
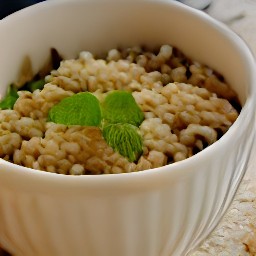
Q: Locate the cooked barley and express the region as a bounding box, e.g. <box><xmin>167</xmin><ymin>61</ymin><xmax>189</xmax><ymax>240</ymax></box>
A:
<box><xmin>0</xmin><ymin>45</ymin><xmax>239</xmax><ymax>174</ymax></box>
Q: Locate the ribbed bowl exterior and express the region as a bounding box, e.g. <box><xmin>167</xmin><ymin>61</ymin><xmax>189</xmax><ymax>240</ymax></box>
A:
<box><xmin>0</xmin><ymin>110</ymin><xmax>254</xmax><ymax>256</ymax></box>
<box><xmin>0</xmin><ymin>0</ymin><xmax>256</xmax><ymax>255</ymax></box>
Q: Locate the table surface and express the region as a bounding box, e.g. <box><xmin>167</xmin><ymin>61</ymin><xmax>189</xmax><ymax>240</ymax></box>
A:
<box><xmin>1</xmin><ymin>0</ymin><xmax>256</xmax><ymax>255</ymax></box>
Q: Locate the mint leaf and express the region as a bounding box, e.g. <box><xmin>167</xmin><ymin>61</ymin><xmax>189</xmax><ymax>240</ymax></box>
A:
<box><xmin>102</xmin><ymin>91</ymin><xmax>144</xmax><ymax>127</ymax></box>
<box><xmin>48</xmin><ymin>92</ymin><xmax>101</xmax><ymax>126</ymax></box>
<box><xmin>0</xmin><ymin>84</ymin><xmax>19</xmax><ymax>109</ymax></box>
<box><xmin>103</xmin><ymin>123</ymin><xmax>143</xmax><ymax>162</ymax></box>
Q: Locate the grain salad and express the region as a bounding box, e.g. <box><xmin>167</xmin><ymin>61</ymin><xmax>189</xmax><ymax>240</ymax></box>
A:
<box><xmin>0</xmin><ymin>45</ymin><xmax>239</xmax><ymax>175</ymax></box>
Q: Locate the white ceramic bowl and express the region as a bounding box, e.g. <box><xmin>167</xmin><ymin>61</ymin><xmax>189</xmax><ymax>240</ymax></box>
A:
<box><xmin>0</xmin><ymin>1</ymin><xmax>255</xmax><ymax>255</ymax></box>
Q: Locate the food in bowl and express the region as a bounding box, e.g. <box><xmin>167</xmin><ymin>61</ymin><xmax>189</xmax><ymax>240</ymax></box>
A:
<box><xmin>0</xmin><ymin>44</ymin><xmax>239</xmax><ymax>175</ymax></box>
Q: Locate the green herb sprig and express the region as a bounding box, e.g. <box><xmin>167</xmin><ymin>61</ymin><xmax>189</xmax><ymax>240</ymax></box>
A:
<box><xmin>48</xmin><ymin>90</ymin><xmax>144</xmax><ymax>162</ymax></box>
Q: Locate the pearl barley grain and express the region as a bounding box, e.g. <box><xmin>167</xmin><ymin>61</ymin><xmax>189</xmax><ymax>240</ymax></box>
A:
<box><xmin>70</xmin><ymin>164</ymin><xmax>85</xmax><ymax>175</ymax></box>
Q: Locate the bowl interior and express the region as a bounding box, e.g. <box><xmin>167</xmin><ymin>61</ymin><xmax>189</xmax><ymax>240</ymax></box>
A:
<box><xmin>0</xmin><ymin>0</ymin><xmax>253</xmax><ymax>105</ymax></box>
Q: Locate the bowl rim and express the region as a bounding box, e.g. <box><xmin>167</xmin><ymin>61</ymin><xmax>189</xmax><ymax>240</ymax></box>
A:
<box><xmin>0</xmin><ymin>0</ymin><xmax>256</xmax><ymax>187</ymax></box>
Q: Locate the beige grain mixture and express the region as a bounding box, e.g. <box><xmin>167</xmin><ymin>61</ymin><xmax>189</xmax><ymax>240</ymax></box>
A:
<box><xmin>0</xmin><ymin>45</ymin><xmax>239</xmax><ymax>174</ymax></box>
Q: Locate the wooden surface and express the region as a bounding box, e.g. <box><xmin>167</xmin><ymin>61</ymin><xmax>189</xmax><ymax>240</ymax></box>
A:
<box><xmin>1</xmin><ymin>1</ymin><xmax>256</xmax><ymax>255</ymax></box>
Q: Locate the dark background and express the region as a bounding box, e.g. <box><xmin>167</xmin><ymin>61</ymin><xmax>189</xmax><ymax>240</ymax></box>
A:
<box><xmin>0</xmin><ymin>0</ymin><xmax>46</xmax><ymax>19</ymax></box>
